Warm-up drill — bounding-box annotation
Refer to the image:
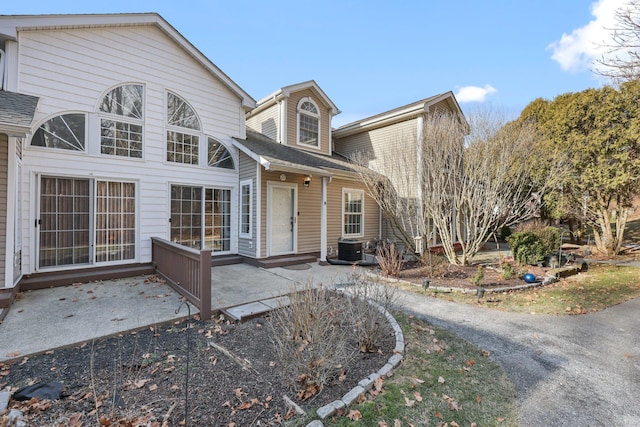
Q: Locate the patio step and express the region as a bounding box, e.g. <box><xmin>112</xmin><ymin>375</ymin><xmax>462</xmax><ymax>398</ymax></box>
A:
<box><xmin>250</xmin><ymin>254</ymin><xmax>317</xmax><ymax>269</ymax></box>
<box><xmin>0</xmin><ymin>289</ymin><xmax>15</xmax><ymax>309</ymax></box>
<box><xmin>221</xmin><ymin>295</ymin><xmax>291</xmax><ymax>323</ymax></box>
<box><xmin>19</xmin><ymin>263</ymin><xmax>155</xmax><ymax>291</ymax></box>
<box><xmin>211</xmin><ymin>254</ymin><xmax>244</xmax><ymax>267</ymax></box>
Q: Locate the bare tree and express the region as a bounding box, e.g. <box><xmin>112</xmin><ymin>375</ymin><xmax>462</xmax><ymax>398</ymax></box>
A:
<box><xmin>596</xmin><ymin>1</ymin><xmax>640</xmax><ymax>83</ymax></box>
<box><xmin>353</xmin><ymin>109</ymin><xmax>551</xmax><ymax>265</ymax></box>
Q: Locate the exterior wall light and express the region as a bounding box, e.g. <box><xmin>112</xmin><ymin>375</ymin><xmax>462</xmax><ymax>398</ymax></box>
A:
<box><xmin>304</xmin><ymin>175</ymin><xmax>312</xmax><ymax>187</ymax></box>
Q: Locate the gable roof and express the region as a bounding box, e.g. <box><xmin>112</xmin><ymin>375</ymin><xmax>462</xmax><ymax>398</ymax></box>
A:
<box><xmin>0</xmin><ymin>90</ymin><xmax>39</xmax><ymax>137</ymax></box>
<box><xmin>0</xmin><ymin>13</ymin><xmax>256</xmax><ymax>110</ymax></box>
<box><xmin>333</xmin><ymin>91</ymin><xmax>463</xmax><ymax>138</ymax></box>
<box><xmin>233</xmin><ymin>130</ymin><xmax>358</xmax><ymax>177</ymax></box>
<box><xmin>247</xmin><ymin>80</ymin><xmax>340</xmax><ymax>118</ymax></box>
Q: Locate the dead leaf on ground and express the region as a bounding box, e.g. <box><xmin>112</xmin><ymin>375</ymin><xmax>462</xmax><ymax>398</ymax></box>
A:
<box><xmin>347</xmin><ymin>409</ymin><xmax>362</xmax><ymax>420</ymax></box>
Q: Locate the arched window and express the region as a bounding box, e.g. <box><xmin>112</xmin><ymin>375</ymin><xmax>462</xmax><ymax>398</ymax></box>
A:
<box><xmin>166</xmin><ymin>92</ymin><xmax>201</xmax><ymax>164</ymax></box>
<box><xmin>99</xmin><ymin>84</ymin><xmax>144</xmax><ymax>158</ymax></box>
<box><xmin>31</xmin><ymin>113</ymin><xmax>86</xmax><ymax>151</ymax></box>
<box><xmin>297</xmin><ymin>98</ymin><xmax>319</xmax><ymax>147</ymax></box>
<box><xmin>207</xmin><ymin>137</ymin><xmax>234</xmax><ymax>169</ymax></box>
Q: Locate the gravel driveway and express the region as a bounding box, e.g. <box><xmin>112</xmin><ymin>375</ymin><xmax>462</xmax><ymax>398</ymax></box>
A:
<box><xmin>397</xmin><ymin>291</ymin><xmax>640</xmax><ymax>426</ymax></box>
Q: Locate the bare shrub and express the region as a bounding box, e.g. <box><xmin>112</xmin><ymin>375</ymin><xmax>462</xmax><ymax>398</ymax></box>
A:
<box><xmin>346</xmin><ymin>272</ymin><xmax>399</xmax><ymax>353</ymax></box>
<box><xmin>268</xmin><ymin>281</ymin><xmax>356</xmax><ymax>401</ymax></box>
<box><xmin>420</xmin><ymin>252</ymin><xmax>450</xmax><ymax>278</ymax></box>
<box><xmin>376</xmin><ymin>241</ymin><xmax>404</xmax><ymax>277</ymax></box>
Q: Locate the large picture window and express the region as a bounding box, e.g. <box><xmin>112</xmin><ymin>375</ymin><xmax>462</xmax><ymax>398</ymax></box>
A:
<box><xmin>38</xmin><ymin>177</ymin><xmax>136</xmax><ymax>268</ymax></box>
<box><xmin>99</xmin><ymin>84</ymin><xmax>144</xmax><ymax>158</ymax></box>
<box><xmin>343</xmin><ymin>188</ymin><xmax>364</xmax><ymax>237</ymax></box>
<box><xmin>170</xmin><ymin>185</ymin><xmax>232</xmax><ymax>253</ymax></box>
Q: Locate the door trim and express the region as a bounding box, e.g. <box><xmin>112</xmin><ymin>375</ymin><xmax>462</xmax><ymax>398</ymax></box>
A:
<box><xmin>266</xmin><ymin>181</ymin><xmax>297</xmax><ymax>257</ymax></box>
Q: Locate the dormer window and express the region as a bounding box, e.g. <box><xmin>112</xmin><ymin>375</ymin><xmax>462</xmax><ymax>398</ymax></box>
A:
<box><xmin>297</xmin><ymin>98</ymin><xmax>319</xmax><ymax>147</ymax></box>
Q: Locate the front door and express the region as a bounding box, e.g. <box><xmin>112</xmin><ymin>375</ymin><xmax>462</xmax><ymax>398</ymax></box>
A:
<box><xmin>268</xmin><ymin>184</ymin><xmax>296</xmax><ymax>255</ymax></box>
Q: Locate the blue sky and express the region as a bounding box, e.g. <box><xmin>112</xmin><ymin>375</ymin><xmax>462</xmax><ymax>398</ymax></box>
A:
<box><xmin>2</xmin><ymin>0</ymin><xmax>626</xmax><ymax>126</ymax></box>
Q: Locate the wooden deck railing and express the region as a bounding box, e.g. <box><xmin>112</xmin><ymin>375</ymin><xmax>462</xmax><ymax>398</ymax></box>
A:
<box><xmin>151</xmin><ymin>237</ymin><xmax>212</xmax><ymax>319</ymax></box>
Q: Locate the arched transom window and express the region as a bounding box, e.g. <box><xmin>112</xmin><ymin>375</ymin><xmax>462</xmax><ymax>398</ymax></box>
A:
<box><xmin>297</xmin><ymin>98</ymin><xmax>320</xmax><ymax>147</ymax></box>
<box><xmin>208</xmin><ymin>138</ymin><xmax>234</xmax><ymax>169</ymax></box>
<box><xmin>31</xmin><ymin>113</ymin><xmax>86</xmax><ymax>151</ymax></box>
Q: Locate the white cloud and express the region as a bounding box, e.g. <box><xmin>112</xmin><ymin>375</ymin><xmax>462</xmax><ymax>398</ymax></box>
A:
<box><xmin>548</xmin><ymin>0</ymin><xmax>626</xmax><ymax>73</ymax></box>
<box><xmin>455</xmin><ymin>84</ymin><xmax>497</xmax><ymax>103</ymax></box>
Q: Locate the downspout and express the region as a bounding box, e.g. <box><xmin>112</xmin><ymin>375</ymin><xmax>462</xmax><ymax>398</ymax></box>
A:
<box><xmin>320</xmin><ymin>176</ymin><xmax>330</xmax><ymax>262</ymax></box>
<box><xmin>415</xmin><ymin>115</ymin><xmax>425</xmax><ymax>253</ymax></box>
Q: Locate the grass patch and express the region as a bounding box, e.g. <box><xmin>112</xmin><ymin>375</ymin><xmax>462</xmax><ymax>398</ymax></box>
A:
<box><xmin>297</xmin><ymin>312</ymin><xmax>517</xmax><ymax>426</ymax></box>
<box><xmin>422</xmin><ymin>264</ymin><xmax>640</xmax><ymax>315</ymax></box>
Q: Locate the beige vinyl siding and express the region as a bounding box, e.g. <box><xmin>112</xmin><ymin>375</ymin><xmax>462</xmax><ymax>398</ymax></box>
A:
<box><xmin>238</xmin><ymin>152</ymin><xmax>257</xmax><ymax>257</ymax></box>
<box><xmin>334</xmin><ymin>117</ymin><xmax>419</xmax><ymax>198</ymax></box>
<box><xmin>326</xmin><ymin>177</ymin><xmax>379</xmax><ymax>254</ymax></box>
<box><xmin>286</xmin><ymin>88</ymin><xmax>331</xmax><ymax>154</ymax></box>
<box><xmin>17</xmin><ymin>25</ymin><xmax>245</xmax><ymax>272</ymax></box>
<box><xmin>246</xmin><ymin>103</ymin><xmax>279</xmax><ymax>141</ymax></box>
<box><xmin>0</xmin><ymin>134</ymin><xmax>7</xmax><ymax>287</ymax></box>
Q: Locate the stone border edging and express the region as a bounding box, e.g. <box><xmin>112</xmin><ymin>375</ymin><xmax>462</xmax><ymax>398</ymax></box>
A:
<box><xmin>312</xmin><ymin>300</ymin><xmax>405</xmax><ymax>422</ymax></box>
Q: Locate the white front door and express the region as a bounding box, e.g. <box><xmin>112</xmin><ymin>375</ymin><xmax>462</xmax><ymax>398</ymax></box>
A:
<box><xmin>268</xmin><ymin>184</ymin><xmax>296</xmax><ymax>255</ymax></box>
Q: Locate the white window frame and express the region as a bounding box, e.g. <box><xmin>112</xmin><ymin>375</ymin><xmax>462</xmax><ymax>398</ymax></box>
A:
<box><xmin>98</xmin><ymin>83</ymin><xmax>145</xmax><ymax>159</ymax></box>
<box><xmin>165</xmin><ymin>91</ymin><xmax>202</xmax><ymax>166</ymax></box>
<box><xmin>239</xmin><ymin>179</ymin><xmax>253</xmax><ymax>239</ymax></box>
<box><xmin>296</xmin><ymin>97</ymin><xmax>320</xmax><ymax>148</ymax></box>
<box><xmin>342</xmin><ymin>188</ymin><xmax>364</xmax><ymax>238</ymax></box>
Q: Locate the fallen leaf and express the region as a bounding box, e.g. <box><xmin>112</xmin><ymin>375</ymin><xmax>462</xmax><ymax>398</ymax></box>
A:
<box><xmin>450</xmin><ymin>422</ymin><xmax>460</xmax><ymax>427</ymax></box>
<box><xmin>394</xmin><ymin>420</ymin><xmax>402</xmax><ymax>427</ymax></box>
<box><xmin>378</xmin><ymin>421</ymin><xmax>389</xmax><ymax>427</ymax></box>
<box><xmin>434</xmin><ymin>411</ymin><xmax>443</xmax><ymax>419</ymax></box>
<box><xmin>347</xmin><ymin>409</ymin><xmax>362</xmax><ymax>420</ymax></box>
<box><xmin>480</xmin><ymin>350</ymin><xmax>490</xmax><ymax>357</ymax></box>
<box><xmin>438</xmin><ymin>376</ymin><xmax>446</xmax><ymax>384</ymax></box>
<box><xmin>405</xmin><ymin>396</ymin><xmax>415</xmax><ymax>407</ymax></box>
<box><xmin>466</xmin><ymin>359</ymin><xmax>475</xmax><ymax>367</ymax></box>
<box><xmin>476</xmin><ymin>395</ymin><xmax>482</xmax><ymax>404</ymax></box>
<box><xmin>149</xmin><ymin>383</ymin><xmax>158</xmax><ymax>391</ymax></box>
<box><xmin>99</xmin><ymin>414</ymin><xmax>112</xmax><ymax>426</ymax></box>
<box><xmin>413</xmin><ymin>391</ymin><xmax>423</xmax><ymax>401</ymax></box>
<box><xmin>6</xmin><ymin>351</ymin><xmax>21</xmax><ymax>358</ymax></box>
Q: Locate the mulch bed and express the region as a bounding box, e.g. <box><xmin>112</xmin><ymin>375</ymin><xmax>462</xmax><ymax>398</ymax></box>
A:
<box><xmin>1</xmin><ymin>314</ymin><xmax>395</xmax><ymax>426</ymax></box>
<box><xmin>396</xmin><ymin>261</ymin><xmax>549</xmax><ymax>290</ymax></box>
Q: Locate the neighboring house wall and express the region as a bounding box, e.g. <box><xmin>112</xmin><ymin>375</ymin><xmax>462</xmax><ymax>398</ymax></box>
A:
<box><xmin>246</xmin><ymin>103</ymin><xmax>279</xmax><ymax>141</ymax></box>
<box><xmin>16</xmin><ymin>24</ymin><xmax>245</xmax><ymax>274</ymax></box>
<box><xmin>286</xmin><ymin>88</ymin><xmax>331</xmax><ymax>155</ymax></box>
<box><xmin>238</xmin><ymin>152</ymin><xmax>257</xmax><ymax>258</ymax></box>
<box><xmin>0</xmin><ymin>134</ymin><xmax>7</xmax><ymax>287</ymax></box>
<box><xmin>334</xmin><ymin>117</ymin><xmax>419</xmax><ymax>199</ymax></box>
